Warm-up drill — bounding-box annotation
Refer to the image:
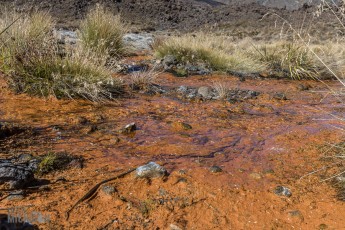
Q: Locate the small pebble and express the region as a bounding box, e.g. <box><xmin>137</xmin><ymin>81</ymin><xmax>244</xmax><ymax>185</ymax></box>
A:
<box><xmin>209</xmin><ymin>166</ymin><xmax>222</xmax><ymax>173</ymax></box>
<box><xmin>274</xmin><ymin>186</ymin><xmax>292</xmax><ymax>197</ymax></box>
<box><xmin>119</xmin><ymin>123</ymin><xmax>137</xmax><ymax>134</ymax></box>
<box><xmin>273</xmin><ymin>92</ymin><xmax>287</xmax><ymax>100</ymax></box>
<box><xmin>170</xmin><ymin>224</ymin><xmax>182</xmax><ymax>230</ymax></box>
<box><xmin>135</xmin><ymin>162</ymin><xmax>167</xmax><ymax>179</ymax></box>
<box><xmin>102</xmin><ymin>185</ymin><xmax>116</xmax><ymax>195</ymax></box>
<box><xmin>249</xmin><ymin>173</ymin><xmax>262</xmax><ymax>180</ymax></box>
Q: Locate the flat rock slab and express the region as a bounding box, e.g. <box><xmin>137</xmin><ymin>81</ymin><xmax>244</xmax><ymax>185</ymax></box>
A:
<box><xmin>0</xmin><ymin>160</ymin><xmax>35</xmax><ymax>189</ymax></box>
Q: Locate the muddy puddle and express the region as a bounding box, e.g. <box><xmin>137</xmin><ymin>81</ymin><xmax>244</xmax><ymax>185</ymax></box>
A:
<box><xmin>1</xmin><ymin>73</ymin><xmax>345</xmax><ymax>229</ymax></box>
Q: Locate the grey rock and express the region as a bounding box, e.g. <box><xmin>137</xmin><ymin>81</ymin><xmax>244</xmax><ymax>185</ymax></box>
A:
<box><xmin>177</xmin><ymin>86</ymin><xmax>188</xmax><ymax>93</ymax></box>
<box><xmin>0</xmin><ymin>160</ymin><xmax>35</xmax><ymax>189</ymax></box>
<box><xmin>209</xmin><ymin>166</ymin><xmax>223</xmax><ymax>173</ymax></box>
<box><xmin>288</xmin><ymin>210</ymin><xmax>304</xmax><ymax>222</ymax></box>
<box><xmin>198</xmin><ymin>86</ymin><xmax>211</xmax><ymax>98</ymax></box>
<box><xmin>274</xmin><ymin>186</ymin><xmax>292</xmax><ymax>197</ymax></box>
<box><xmin>162</xmin><ymin>55</ymin><xmax>178</xmax><ymax>69</ymax></box>
<box><xmin>297</xmin><ymin>84</ymin><xmax>310</xmax><ymax>91</ymax></box>
<box><xmin>123</xmin><ymin>33</ymin><xmax>154</xmax><ymax>51</ymax></box>
<box><xmin>53</xmin><ymin>29</ymin><xmax>78</xmax><ymax>45</ymax></box>
<box><xmin>170</xmin><ymin>224</ymin><xmax>182</xmax><ymax>230</ymax></box>
<box><xmin>101</xmin><ymin>185</ymin><xmax>116</xmax><ymax>195</ymax></box>
<box><xmin>185</xmin><ymin>64</ymin><xmax>211</xmax><ymax>75</ymax></box>
<box><xmin>273</xmin><ymin>92</ymin><xmax>287</xmax><ymax>100</ymax></box>
<box><xmin>119</xmin><ymin>123</ymin><xmax>137</xmax><ymax>134</ymax></box>
<box><xmin>7</xmin><ymin>190</ymin><xmax>25</xmax><ymax>201</ymax></box>
<box><xmin>135</xmin><ymin>162</ymin><xmax>167</xmax><ymax>179</ymax></box>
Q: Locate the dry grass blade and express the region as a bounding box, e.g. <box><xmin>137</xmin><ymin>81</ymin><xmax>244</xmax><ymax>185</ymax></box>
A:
<box><xmin>212</xmin><ymin>81</ymin><xmax>229</xmax><ymax>99</ymax></box>
<box><xmin>129</xmin><ymin>69</ymin><xmax>158</xmax><ymax>91</ymax></box>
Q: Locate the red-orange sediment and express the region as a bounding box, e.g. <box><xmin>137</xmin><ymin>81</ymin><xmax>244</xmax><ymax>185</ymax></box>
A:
<box><xmin>0</xmin><ymin>72</ymin><xmax>345</xmax><ymax>229</ymax></box>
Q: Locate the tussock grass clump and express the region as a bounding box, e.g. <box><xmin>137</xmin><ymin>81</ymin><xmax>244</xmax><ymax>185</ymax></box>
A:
<box><xmin>129</xmin><ymin>69</ymin><xmax>158</xmax><ymax>90</ymax></box>
<box><xmin>251</xmin><ymin>42</ymin><xmax>319</xmax><ymax>79</ymax></box>
<box><xmin>212</xmin><ymin>81</ymin><xmax>229</xmax><ymax>99</ymax></box>
<box><xmin>251</xmin><ymin>41</ymin><xmax>345</xmax><ymax>80</ymax></box>
<box><xmin>79</xmin><ymin>5</ymin><xmax>127</xmax><ymax>57</ymax></box>
<box><xmin>154</xmin><ymin>33</ymin><xmax>266</xmax><ymax>74</ymax></box>
<box><xmin>0</xmin><ymin>9</ymin><xmax>123</xmax><ymax>101</ymax></box>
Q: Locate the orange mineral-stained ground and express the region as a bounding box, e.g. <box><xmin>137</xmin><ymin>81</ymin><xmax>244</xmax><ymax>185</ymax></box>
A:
<box><xmin>1</xmin><ymin>71</ymin><xmax>345</xmax><ymax>229</ymax></box>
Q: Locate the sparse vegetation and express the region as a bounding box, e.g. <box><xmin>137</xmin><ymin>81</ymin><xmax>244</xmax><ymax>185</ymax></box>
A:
<box><xmin>155</xmin><ymin>33</ymin><xmax>266</xmax><ymax>74</ymax></box>
<box><xmin>129</xmin><ymin>69</ymin><xmax>158</xmax><ymax>90</ymax></box>
<box><xmin>155</xmin><ymin>33</ymin><xmax>345</xmax><ymax>80</ymax></box>
<box><xmin>79</xmin><ymin>4</ymin><xmax>127</xmax><ymax>57</ymax></box>
<box><xmin>37</xmin><ymin>152</ymin><xmax>82</xmax><ymax>175</ymax></box>
<box><xmin>212</xmin><ymin>81</ymin><xmax>229</xmax><ymax>99</ymax></box>
<box><xmin>0</xmin><ymin>9</ymin><xmax>124</xmax><ymax>101</ymax></box>
<box><xmin>251</xmin><ymin>42</ymin><xmax>319</xmax><ymax>79</ymax></box>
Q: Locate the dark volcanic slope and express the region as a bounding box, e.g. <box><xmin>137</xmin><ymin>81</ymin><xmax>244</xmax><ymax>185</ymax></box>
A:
<box><xmin>0</xmin><ymin>0</ymin><xmax>342</xmax><ymax>38</ymax></box>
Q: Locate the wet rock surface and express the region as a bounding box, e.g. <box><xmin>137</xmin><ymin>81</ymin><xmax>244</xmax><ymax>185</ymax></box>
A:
<box><xmin>119</xmin><ymin>123</ymin><xmax>137</xmax><ymax>134</ymax></box>
<box><xmin>209</xmin><ymin>166</ymin><xmax>223</xmax><ymax>173</ymax></box>
<box><xmin>135</xmin><ymin>162</ymin><xmax>167</xmax><ymax>179</ymax></box>
<box><xmin>274</xmin><ymin>186</ymin><xmax>292</xmax><ymax>197</ymax></box>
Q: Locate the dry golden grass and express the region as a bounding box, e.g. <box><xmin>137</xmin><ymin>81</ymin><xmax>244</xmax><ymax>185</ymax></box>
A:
<box><xmin>79</xmin><ymin>4</ymin><xmax>127</xmax><ymax>57</ymax></box>
<box><xmin>154</xmin><ymin>33</ymin><xmax>266</xmax><ymax>74</ymax></box>
<box><xmin>129</xmin><ymin>69</ymin><xmax>158</xmax><ymax>91</ymax></box>
<box><xmin>0</xmin><ymin>9</ymin><xmax>124</xmax><ymax>101</ymax></box>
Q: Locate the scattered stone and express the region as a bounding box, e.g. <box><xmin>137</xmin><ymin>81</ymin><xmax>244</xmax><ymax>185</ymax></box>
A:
<box><xmin>274</xmin><ymin>186</ymin><xmax>292</xmax><ymax>197</ymax></box>
<box><xmin>17</xmin><ymin>154</ymin><xmax>33</xmax><ymax>163</ymax></box>
<box><xmin>178</xmin><ymin>170</ymin><xmax>186</xmax><ymax>175</ymax></box>
<box><xmin>288</xmin><ymin>210</ymin><xmax>304</xmax><ymax>222</ymax></box>
<box><xmin>124</xmin><ymin>64</ymin><xmax>149</xmax><ymax>73</ymax></box>
<box><xmin>119</xmin><ymin>123</ymin><xmax>137</xmax><ymax>134</ymax></box>
<box><xmin>0</xmin><ymin>160</ymin><xmax>35</xmax><ymax>189</ymax></box>
<box><xmin>249</xmin><ymin>172</ymin><xmax>262</xmax><ymax>180</ymax></box>
<box><xmin>172</xmin><ymin>121</ymin><xmax>192</xmax><ymax>131</ymax></box>
<box><xmin>273</xmin><ymin>92</ymin><xmax>287</xmax><ymax>100</ymax></box>
<box><xmin>177</xmin><ymin>86</ymin><xmax>188</xmax><ymax>94</ymax></box>
<box><xmin>123</xmin><ymin>33</ymin><xmax>154</xmax><ymax>51</ymax></box>
<box><xmin>297</xmin><ymin>84</ymin><xmax>311</xmax><ymax>91</ymax></box>
<box><xmin>7</xmin><ymin>190</ymin><xmax>25</xmax><ymax>201</ymax></box>
<box><xmin>101</xmin><ymin>185</ymin><xmax>116</xmax><ymax>196</ymax></box>
<box><xmin>185</xmin><ymin>64</ymin><xmax>211</xmax><ymax>75</ymax></box>
<box><xmin>319</xmin><ymin>224</ymin><xmax>328</xmax><ymax>230</ymax></box>
<box><xmin>135</xmin><ymin>162</ymin><xmax>167</xmax><ymax>179</ymax></box>
<box><xmin>209</xmin><ymin>166</ymin><xmax>222</xmax><ymax>173</ymax></box>
<box><xmin>227</xmin><ymin>89</ymin><xmax>260</xmax><ymax>102</ymax></box>
<box><xmin>175</xmin><ymin>178</ymin><xmax>187</xmax><ymax>184</ymax></box>
<box><xmin>170</xmin><ymin>224</ymin><xmax>182</xmax><ymax>230</ymax></box>
<box><xmin>198</xmin><ymin>86</ymin><xmax>212</xmax><ymax>99</ymax></box>
<box><xmin>162</xmin><ymin>55</ymin><xmax>178</xmax><ymax>69</ymax></box>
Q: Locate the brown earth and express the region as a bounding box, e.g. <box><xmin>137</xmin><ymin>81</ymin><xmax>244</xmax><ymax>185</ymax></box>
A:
<box><xmin>1</xmin><ymin>65</ymin><xmax>345</xmax><ymax>229</ymax></box>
